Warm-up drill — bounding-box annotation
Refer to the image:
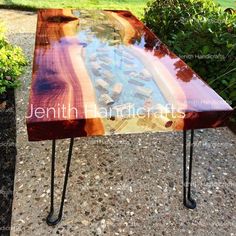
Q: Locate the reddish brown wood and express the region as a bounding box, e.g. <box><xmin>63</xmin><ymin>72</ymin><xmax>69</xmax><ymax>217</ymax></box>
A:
<box><xmin>27</xmin><ymin>9</ymin><xmax>233</xmax><ymax>141</ymax></box>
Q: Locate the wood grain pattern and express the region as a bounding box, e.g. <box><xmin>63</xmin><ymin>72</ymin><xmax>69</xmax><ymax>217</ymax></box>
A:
<box><xmin>27</xmin><ymin>9</ymin><xmax>233</xmax><ymax>141</ymax></box>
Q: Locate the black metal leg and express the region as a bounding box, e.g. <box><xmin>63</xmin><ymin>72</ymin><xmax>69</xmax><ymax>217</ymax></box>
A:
<box><xmin>46</xmin><ymin>138</ymin><xmax>74</xmax><ymax>226</ymax></box>
<box><xmin>183</xmin><ymin>130</ymin><xmax>196</xmax><ymax>209</ymax></box>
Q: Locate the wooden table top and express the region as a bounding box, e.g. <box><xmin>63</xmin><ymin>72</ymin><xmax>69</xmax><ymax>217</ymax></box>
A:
<box><xmin>27</xmin><ymin>9</ymin><xmax>233</xmax><ymax>141</ymax></box>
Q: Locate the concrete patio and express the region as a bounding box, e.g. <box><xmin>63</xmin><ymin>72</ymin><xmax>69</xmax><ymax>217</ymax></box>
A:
<box><xmin>0</xmin><ymin>9</ymin><xmax>235</xmax><ymax>236</ymax></box>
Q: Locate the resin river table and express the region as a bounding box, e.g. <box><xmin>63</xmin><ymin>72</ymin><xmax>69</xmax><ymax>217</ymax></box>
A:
<box><xmin>26</xmin><ymin>9</ymin><xmax>233</xmax><ymax>225</ymax></box>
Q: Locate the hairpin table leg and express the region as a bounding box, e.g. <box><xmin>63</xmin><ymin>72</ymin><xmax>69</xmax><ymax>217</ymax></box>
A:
<box><xmin>46</xmin><ymin>138</ymin><xmax>74</xmax><ymax>226</ymax></box>
<box><xmin>183</xmin><ymin>130</ymin><xmax>196</xmax><ymax>209</ymax></box>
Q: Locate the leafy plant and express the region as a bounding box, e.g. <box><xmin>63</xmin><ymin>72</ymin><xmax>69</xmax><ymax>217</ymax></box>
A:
<box><xmin>0</xmin><ymin>23</ymin><xmax>27</xmax><ymax>94</ymax></box>
<box><xmin>0</xmin><ymin>22</ymin><xmax>5</xmax><ymax>41</ymax></box>
<box><xmin>143</xmin><ymin>0</ymin><xmax>236</xmax><ymax>109</ymax></box>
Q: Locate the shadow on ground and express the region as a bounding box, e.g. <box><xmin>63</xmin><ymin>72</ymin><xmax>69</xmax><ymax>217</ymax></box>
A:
<box><xmin>0</xmin><ymin>89</ymin><xmax>16</xmax><ymax>236</ymax></box>
<box><xmin>0</xmin><ymin>0</ymin><xmax>37</xmax><ymax>11</ymax></box>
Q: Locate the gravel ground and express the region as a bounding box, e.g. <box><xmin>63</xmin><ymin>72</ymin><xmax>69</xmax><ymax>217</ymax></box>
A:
<box><xmin>0</xmin><ymin>9</ymin><xmax>235</xmax><ymax>236</ymax></box>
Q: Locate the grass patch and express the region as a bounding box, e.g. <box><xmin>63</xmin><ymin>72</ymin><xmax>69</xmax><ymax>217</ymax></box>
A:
<box><xmin>0</xmin><ymin>0</ymin><xmax>149</xmax><ymax>18</ymax></box>
<box><xmin>216</xmin><ymin>0</ymin><xmax>236</xmax><ymax>8</ymax></box>
<box><xmin>0</xmin><ymin>0</ymin><xmax>235</xmax><ymax>17</ymax></box>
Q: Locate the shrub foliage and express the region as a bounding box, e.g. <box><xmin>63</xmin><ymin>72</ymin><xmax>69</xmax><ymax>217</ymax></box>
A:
<box><xmin>0</xmin><ymin>23</ymin><xmax>27</xmax><ymax>94</ymax></box>
<box><xmin>144</xmin><ymin>0</ymin><xmax>236</xmax><ymax>108</ymax></box>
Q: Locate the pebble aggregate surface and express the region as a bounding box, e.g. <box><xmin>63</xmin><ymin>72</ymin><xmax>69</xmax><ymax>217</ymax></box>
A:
<box><xmin>0</xmin><ymin>9</ymin><xmax>235</xmax><ymax>236</ymax></box>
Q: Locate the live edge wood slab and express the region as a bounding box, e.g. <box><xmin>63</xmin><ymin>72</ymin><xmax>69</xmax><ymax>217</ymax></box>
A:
<box><xmin>26</xmin><ymin>9</ymin><xmax>233</xmax><ymax>141</ymax></box>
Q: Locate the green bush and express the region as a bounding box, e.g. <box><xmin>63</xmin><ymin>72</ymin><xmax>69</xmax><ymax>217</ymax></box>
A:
<box><xmin>0</xmin><ymin>23</ymin><xmax>27</xmax><ymax>94</ymax></box>
<box><xmin>143</xmin><ymin>0</ymin><xmax>236</xmax><ymax>108</ymax></box>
